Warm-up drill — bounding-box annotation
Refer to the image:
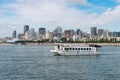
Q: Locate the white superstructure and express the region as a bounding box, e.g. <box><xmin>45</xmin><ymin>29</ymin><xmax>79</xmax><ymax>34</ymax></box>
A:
<box><xmin>50</xmin><ymin>44</ymin><xmax>101</xmax><ymax>56</ymax></box>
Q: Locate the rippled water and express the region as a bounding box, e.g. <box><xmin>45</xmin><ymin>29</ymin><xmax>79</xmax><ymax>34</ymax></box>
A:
<box><xmin>0</xmin><ymin>45</ymin><xmax>120</xmax><ymax>80</ymax></box>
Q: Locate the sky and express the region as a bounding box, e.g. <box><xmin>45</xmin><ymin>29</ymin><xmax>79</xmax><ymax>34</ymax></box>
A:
<box><xmin>0</xmin><ymin>0</ymin><xmax>120</xmax><ymax>37</ymax></box>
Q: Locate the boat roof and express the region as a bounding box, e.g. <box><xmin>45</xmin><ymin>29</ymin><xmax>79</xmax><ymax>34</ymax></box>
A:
<box><xmin>54</xmin><ymin>43</ymin><xmax>101</xmax><ymax>47</ymax></box>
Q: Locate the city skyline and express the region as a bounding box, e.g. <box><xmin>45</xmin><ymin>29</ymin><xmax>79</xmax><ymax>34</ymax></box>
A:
<box><xmin>11</xmin><ymin>26</ymin><xmax>119</xmax><ymax>39</ymax></box>
<box><xmin>0</xmin><ymin>0</ymin><xmax>120</xmax><ymax>37</ymax></box>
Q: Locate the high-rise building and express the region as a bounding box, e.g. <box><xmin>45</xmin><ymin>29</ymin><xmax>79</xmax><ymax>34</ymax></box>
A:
<box><xmin>24</xmin><ymin>25</ymin><xmax>29</xmax><ymax>35</ymax></box>
<box><xmin>39</xmin><ymin>28</ymin><xmax>46</xmax><ymax>36</ymax></box>
<box><xmin>39</xmin><ymin>28</ymin><xmax>46</xmax><ymax>39</ymax></box>
<box><xmin>64</xmin><ymin>29</ymin><xmax>75</xmax><ymax>38</ymax></box>
<box><xmin>30</xmin><ymin>28</ymin><xmax>36</xmax><ymax>39</ymax></box>
<box><xmin>91</xmin><ymin>27</ymin><xmax>97</xmax><ymax>37</ymax></box>
<box><xmin>25</xmin><ymin>30</ymin><xmax>31</xmax><ymax>40</ymax></box>
<box><xmin>76</xmin><ymin>29</ymin><xmax>82</xmax><ymax>38</ymax></box>
<box><xmin>113</xmin><ymin>32</ymin><xmax>120</xmax><ymax>37</ymax></box>
<box><xmin>102</xmin><ymin>30</ymin><xmax>113</xmax><ymax>38</ymax></box>
<box><xmin>98</xmin><ymin>29</ymin><xmax>104</xmax><ymax>37</ymax></box>
<box><xmin>12</xmin><ymin>30</ymin><xmax>17</xmax><ymax>38</ymax></box>
<box><xmin>18</xmin><ymin>33</ymin><xmax>23</xmax><ymax>39</ymax></box>
<box><xmin>53</xmin><ymin>26</ymin><xmax>62</xmax><ymax>38</ymax></box>
<box><xmin>55</xmin><ymin>26</ymin><xmax>62</xmax><ymax>33</ymax></box>
<box><xmin>45</xmin><ymin>30</ymin><xmax>52</xmax><ymax>39</ymax></box>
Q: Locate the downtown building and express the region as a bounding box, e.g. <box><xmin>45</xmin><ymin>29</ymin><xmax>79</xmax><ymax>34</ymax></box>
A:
<box><xmin>38</xmin><ymin>28</ymin><xmax>46</xmax><ymax>40</ymax></box>
<box><xmin>76</xmin><ymin>29</ymin><xmax>82</xmax><ymax>38</ymax></box>
<box><xmin>64</xmin><ymin>29</ymin><xmax>75</xmax><ymax>39</ymax></box>
<box><xmin>12</xmin><ymin>30</ymin><xmax>17</xmax><ymax>38</ymax></box>
<box><xmin>24</xmin><ymin>25</ymin><xmax>29</xmax><ymax>36</ymax></box>
<box><xmin>90</xmin><ymin>27</ymin><xmax>97</xmax><ymax>38</ymax></box>
<box><xmin>30</xmin><ymin>28</ymin><xmax>36</xmax><ymax>40</ymax></box>
<box><xmin>53</xmin><ymin>26</ymin><xmax>62</xmax><ymax>38</ymax></box>
<box><xmin>98</xmin><ymin>29</ymin><xmax>104</xmax><ymax>37</ymax></box>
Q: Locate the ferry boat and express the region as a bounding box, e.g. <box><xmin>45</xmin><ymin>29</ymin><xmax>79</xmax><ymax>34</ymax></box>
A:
<box><xmin>50</xmin><ymin>44</ymin><xmax>101</xmax><ymax>56</ymax></box>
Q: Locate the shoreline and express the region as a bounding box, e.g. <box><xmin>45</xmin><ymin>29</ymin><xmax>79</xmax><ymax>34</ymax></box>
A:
<box><xmin>1</xmin><ymin>42</ymin><xmax>120</xmax><ymax>46</ymax></box>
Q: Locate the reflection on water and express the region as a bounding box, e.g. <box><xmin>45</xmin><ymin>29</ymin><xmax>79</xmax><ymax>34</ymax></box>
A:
<box><xmin>0</xmin><ymin>45</ymin><xmax>120</xmax><ymax>80</ymax></box>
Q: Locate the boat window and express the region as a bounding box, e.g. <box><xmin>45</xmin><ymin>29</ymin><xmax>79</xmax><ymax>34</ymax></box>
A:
<box><xmin>73</xmin><ymin>48</ymin><xmax>74</xmax><ymax>50</ymax></box>
<box><xmin>81</xmin><ymin>48</ymin><xmax>83</xmax><ymax>50</ymax></box>
<box><xmin>84</xmin><ymin>48</ymin><xmax>86</xmax><ymax>50</ymax></box>
<box><xmin>78</xmin><ymin>48</ymin><xmax>80</xmax><ymax>50</ymax></box>
<box><xmin>89</xmin><ymin>48</ymin><xmax>91</xmax><ymax>50</ymax></box>
<box><xmin>58</xmin><ymin>45</ymin><xmax>60</xmax><ymax>49</ymax></box>
<box><xmin>70</xmin><ymin>48</ymin><xmax>71</xmax><ymax>50</ymax></box>
<box><xmin>67</xmin><ymin>48</ymin><xmax>69</xmax><ymax>50</ymax></box>
<box><xmin>76</xmin><ymin>48</ymin><xmax>77</xmax><ymax>50</ymax></box>
<box><xmin>65</xmin><ymin>48</ymin><xmax>66</xmax><ymax>50</ymax></box>
<box><xmin>87</xmin><ymin>48</ymin><xmax>88</xmax><ymax>50</ymax></box>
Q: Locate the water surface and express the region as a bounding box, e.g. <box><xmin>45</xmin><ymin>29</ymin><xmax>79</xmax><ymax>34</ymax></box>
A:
<box><xmin>0</xmin><ymin>45</ymin><xmax>120</xmax><ymax>80</ymax></box>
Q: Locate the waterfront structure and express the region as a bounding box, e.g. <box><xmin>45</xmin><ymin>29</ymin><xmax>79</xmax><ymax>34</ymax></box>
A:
<box><xmin>91</xmin><ymin>27</ymin><xmax>97</xmax><ymax>37</ymax></box>
<box><xmin>98</xmin><ymin>29</ymin><xmax>104</xmax><ymax>37</ymax></box>
<box><xmin>12</xmin><ymin>30</ymin><xmax>17</xmax><ymax>38</ymax></box>
<box><xmin>24</xmin><ymin>25</ymin><xmax>29</xmax><ymax>35</ymax></box>
<box><xmin>50</xmin><ymin>44</ymin><xmax>101</xmax><ymax>56</ymax></box>
<box><xmin>64</xmin><ymin>29</ymin><xmax>75</xmax><ymax>38</ymax></box>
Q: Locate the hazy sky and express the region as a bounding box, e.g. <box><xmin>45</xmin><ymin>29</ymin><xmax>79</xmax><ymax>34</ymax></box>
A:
<box><xmin>0</xmin><ymin>0</ymin><xmax>120</xmax><ymax>37</ymax></box>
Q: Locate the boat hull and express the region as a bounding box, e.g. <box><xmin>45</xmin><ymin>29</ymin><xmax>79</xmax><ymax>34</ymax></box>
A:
<box><xmin>51</xmin><ymin>50</ymin><xmax>101</xmax><ymax>56</ymax></box>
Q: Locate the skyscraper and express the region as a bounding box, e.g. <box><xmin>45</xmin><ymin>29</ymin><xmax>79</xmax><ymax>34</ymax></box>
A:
<box><xmin>30</xmin><ymin>28</ymin><xmax>36</xmax><ymax>39</ymax></box>
<box><xmin>55</xmin><ymin>26</ymin><xmax>62</xmax><ymax>33</ymax></box>
<box><xmin>98</xmin><ymin>29</ymin><xmax>104</xmax><ymax>37</ymax></box>
<box><xmin>91</xmin><ymin>27</ymin><xmax>97</xmax><ymax>37</ymax></box>
<box><xmin>76</xmin><ymin>29</ymin><xmax>82</xmax><ymax>38</ymax></box>
<box><xmin>24</xmin><ymin>25</ymin><xmax>29</xmax><ymax>35</ymax></box>
<box><xmin>12</xmin><ymin>30</ymin><xmax>17</xmax><ymax>38</ymax></box>
<box><xmin>64</xmin><ymin>29</ymin><xmax>75</xmax><ymax>38</ymax></box>
<box><xmin>53</xmin><ymin>26</ymin><xmax>62</xmax><ymax>38</ymax></box>
<box><xmin>39</xmin><ymin>28</ymin><xmax>46</xmax><ymax>35</ymax></box>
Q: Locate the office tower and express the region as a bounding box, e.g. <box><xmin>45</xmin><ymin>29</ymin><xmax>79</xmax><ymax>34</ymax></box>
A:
<box><xmin>25</xmin><ymin>30</ymin><xmax>31</xmax><ymax>40</ymax></box>
<box><xmin>24</xmin><ymin>25</ymin><xmax>29</xmax><ymax>35</ymax></box>
<box><xmin>55</xmin><ymin>26</ymin><xmax>62</xmax><ymax>33</ymax></box>
<box><xmin>91</xmin><ymin>27</ymin><xmax>97</xmax><ymax>37</ymax></box>
<box><xmin>39</xmin><ymin>28</ymin><xmax>46</xmax><ymax>39</ymax></box>
<box><xmin>18</xmin><ymin>33</ymin><xmax>23</xmax><ymax>39</ymax></box>
<box><xmin>39</xmin><ymin>28</ymin><xmax>46</xmax><ymax>35</ymax></box>
<box><xmin>45</xmin><ymin>30</ymin><xmax>52</xmax><ymax>39</ymax></box>
<box><xmin>98</xmin><ymin>29</ymin><xmax>104</xmax><ymax>37</ymax></box>
<box><xmin>102</xmin><ymin>30</ymin><xmax>113</xmax><ymax>38</ymax></box>
<box><xmin>53</xmin><ymin>26</ymin><xmax>62</xmax><ymax>38</ymax></box>
<box><xmin>12</xmin><ymin>30</ymin><xmax>17</xmax><ymax>38</ymax></box>
<box><xmin>113</xmin><ymin>32</ymin><xmax>120</xmax><ymax>37</ymax></box>
<box><xmin>64</xmin><ymin>29</ymin><xmax>75</xmax><ymax>38</ymax></box>
<box><xmin>76</xmin><ymin>29</ymin><xmax>82</xmax><ymax>38</ymax></box>
<box><xmin>30</xmin><ymin>28</ymin><xmax>36</xmax><ymax>39</ymax></box>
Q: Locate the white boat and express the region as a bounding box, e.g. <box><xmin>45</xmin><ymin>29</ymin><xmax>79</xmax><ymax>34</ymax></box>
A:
<box><xmin>50</xmin><ymin>44</ymin><xmax>101</xmax><ymax>56</ymax></box>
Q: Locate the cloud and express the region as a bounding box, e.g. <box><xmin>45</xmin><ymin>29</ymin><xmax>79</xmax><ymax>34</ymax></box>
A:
<box><xmin>0</xmin><ymin>0</ymin><xmax>120</xmax><ymax>37</ymax></box>
<box><xmin>68</xmin><ymin>0</ymin><xmax>91</xmax><ymax>6</ymax></box>
<box><xmin>95</xmin><ymin>5</ymin><xmax>120</xmax><ymax>25</ymax></box>
<box><xmin>4</xmin><ymin>0</ymin><xmax>96</xmax><ymax>28</ymax></box>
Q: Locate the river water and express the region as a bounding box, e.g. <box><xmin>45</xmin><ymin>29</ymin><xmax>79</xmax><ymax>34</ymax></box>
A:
<box><xmin>0</xmin><ymin>45</ymin><xmax>120</xmax><ymax>80</ymax></box>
